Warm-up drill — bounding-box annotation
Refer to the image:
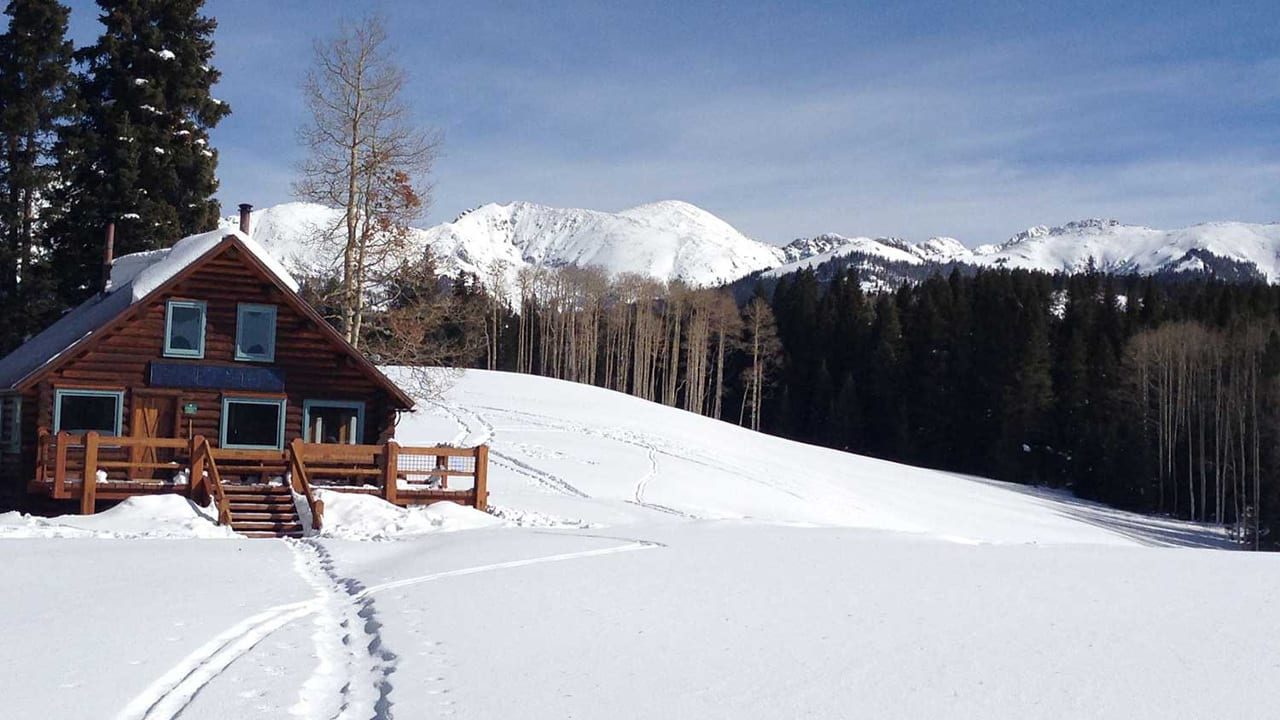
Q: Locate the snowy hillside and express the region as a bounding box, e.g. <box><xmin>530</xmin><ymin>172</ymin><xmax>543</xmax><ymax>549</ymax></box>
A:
<box><xmin>399</xmin><ymin>370</ymin><xmax>1226</xmax><ymax>545</ymax></box>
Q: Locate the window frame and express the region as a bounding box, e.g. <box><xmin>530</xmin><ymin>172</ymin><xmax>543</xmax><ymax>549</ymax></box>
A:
<box><xmin>1</xmin><ymin>394</ymin><xmax>21</xmax><ymax>453</ymax></box>
<box><xmin>163</xmin><ymin>299</ymin><xmax>207</xmax><ymax>359</ymax></box>
<box><xmin>53</xmin><ymin>388</ymin><xmax>124</xmax><ymax>437</ymax></box>
<box><xmin>234</xmin><ymin>303</ymin><xmax>277</xmax><ymax>363</ymax></box>
<box><xmin>302</xmin><ymin>399</ymin><xmax>366</xmax><ymax>445</ymax></box>
<box><xmin>220</xmin><ymin>396</ymin><xmax>286</xmax><ymax>450</ymax></box>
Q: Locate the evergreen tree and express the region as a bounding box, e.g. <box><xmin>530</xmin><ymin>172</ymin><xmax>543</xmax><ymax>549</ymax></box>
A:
<box><xmin>47</xmin><ymin>0</ymin><xmax>229</xmax><ymax>306</ymax></box>
<box><xmin>864</xmin><ymin>293</ymin><xmax>907</xmax><ymax>457</ymax></box>
<box><xmin>0</xmin><ymin>0</ymin><xmax>73</xmax><ymax>351</ymax></box>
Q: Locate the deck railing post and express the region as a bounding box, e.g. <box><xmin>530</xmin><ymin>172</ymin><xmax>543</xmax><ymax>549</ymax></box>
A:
<box><xmin>81</xmin><ymin>431</ymin><xmax>99</xmax><ymax>515</ymax></box>
<box><xmin>383</xmin><ymin>441</ymin><xmax>400</xmax><ymax>505</ymax></box>
<box><xmin>53</xmin><ymin>431</ymin><xmax>70</xmax><ymax>500</ymax></box>
<box><xmin>474</xmin><ymin>445</ymin><xmax>489</xmax><ymax>512</ymax></box>
<box><xmin>189</xmin><ymin>435</ymin><xmax>207</xmax><ymax>505</ymax></box>
<box><xmin>36</xmin><ymin>427</ymin><xmax>49</xmax><ymax>483</ymax></box>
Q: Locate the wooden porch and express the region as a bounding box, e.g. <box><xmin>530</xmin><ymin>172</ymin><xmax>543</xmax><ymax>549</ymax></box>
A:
<box><xmin>29</xmin><ymin>427</ymin><xmax>489</xmax><ymax>535</ymax></box>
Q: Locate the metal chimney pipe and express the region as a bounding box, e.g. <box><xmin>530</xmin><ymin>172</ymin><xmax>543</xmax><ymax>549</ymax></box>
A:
<box><xmin>102</xmin><ymin>222</ymin><xmax>116</xmax><ymax>292</ymax></box>
<box><xmin>238</xmin><ymin>203</ymin><xmax>253</xmax><ymax>235</ymax></box>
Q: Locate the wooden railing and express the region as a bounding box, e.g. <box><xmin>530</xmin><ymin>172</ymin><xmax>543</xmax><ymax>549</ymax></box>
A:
<box><xmin>35</xmin><ymin>426</ymin><xmax>487</xmax><ymax>516</ymax></box>
<box><xmin>40</xmin><ymin>429</ymin><xmax>190</xmax><ymax>512</ymax></box>
<box><xmin>191</xmin><ymin>436</ymin><xmax>231</xmax><ymax>526</ymax></box>
<box><xmin>288</xmin><ymin>438</ymin><xmax>324</xmax><ymax>530</ymax></box>
<box><xmin>291</xmin><ymin>441</ymin><xmax>489</xmax><ymax>511</ymax></box>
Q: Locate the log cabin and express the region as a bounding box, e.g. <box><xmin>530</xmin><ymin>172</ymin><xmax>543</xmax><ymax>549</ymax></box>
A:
<box><xmin>0</xmin><ymin>206</ymin><xmax>487</xmax><ymax>536</ymax></box>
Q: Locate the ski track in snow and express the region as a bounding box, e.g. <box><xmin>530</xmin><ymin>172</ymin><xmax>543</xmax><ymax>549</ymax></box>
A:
<box><xmin>454</xmin><ymin>400</ymin><xmax>698</xmax><ymax>516</ymax></box>
<box><xmin>113</xmin><ymin>601</ymin><xmax>315</xmax><ymax>720</ymax></box>
<box><xmin>471</xmin><ymin>403</ymin><xmax>812</xmax><ymax>517</ymax></box>
<box><xmin>288</xmin><ymin>539</ymin><xmax>395</xmax><ymax>720</ymax></box>
<box><xmin>114</xmin><ymin>539</ymin><xmax>660</xmax><ymax>720</ymax></box>
<box><xmin>629</xmin><ymin>445</ymin><xmax>693</xmax><ymax>519</ymax></box>
<box><xmin>428</xmin><ymin>399</ymin><xmax>589</xmax><ymax>498</ymax></box>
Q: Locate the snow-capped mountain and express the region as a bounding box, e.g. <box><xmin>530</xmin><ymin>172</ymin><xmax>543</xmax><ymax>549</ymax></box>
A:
<box><xmin>764</xmin><ymin>219</ymin><xmax>1280</xmax><ymax>285</ymax></box>
<box><xmin>225</xmin><ymin>201</ymin><xmax>788</xmax><ymax>296</ymax></box>
<box><xmin>227</xmin><ymin>202</ymin><xmax>1280</xmax><ymax>300</ymax></box>
<box><xmin>968</xmin><ymin>219</ymin><xmax>1280</xmax><ymax>280</ymax></box>
<box><xmin>422</xmin><ymin>200</ymin><xmax>785</xmax><ymax>286</ymax></box>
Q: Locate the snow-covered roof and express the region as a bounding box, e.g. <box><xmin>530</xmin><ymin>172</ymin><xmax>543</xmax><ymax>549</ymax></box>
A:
<box><xmin>110</xmin><ymin>228</ymin><xmax>299</xmax><ymax>300</ymax></box>
<box><xmin>0</xmin><ymin>229</ymin><xmax>300</xmax><ymax>391</ymax></box>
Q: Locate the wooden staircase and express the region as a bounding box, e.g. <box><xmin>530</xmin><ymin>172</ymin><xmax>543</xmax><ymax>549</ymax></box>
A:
<box><xmin>223</xmin><ymin>484</ymin><xmax>304</xmax><ymax>538</ymax></box>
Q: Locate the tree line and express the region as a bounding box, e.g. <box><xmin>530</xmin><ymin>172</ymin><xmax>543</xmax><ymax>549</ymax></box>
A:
<box><xmin>359</xmin><ymin>259</ymin><xmax>1278</xmax><ymax>545</ymax></box>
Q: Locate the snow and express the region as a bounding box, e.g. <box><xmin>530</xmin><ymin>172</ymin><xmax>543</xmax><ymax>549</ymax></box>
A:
<box><xmin>0</xmin><ymin>495</ymin><xmax>233</xmax><ymax>539</ymax></box>
<box><xmin>313</xmin><ymin>489</ymin><xmax>502</xmax><ymax>541</ymax></box>
<box><xmin>1</xmin><ymin>370</ymin><xmax>1269</xmax><ymax>720</ymax></box>
<box><xmin>151</xmin><ymin>48</ymin><xmax>176</xmax><ymax>60</ymax></box>
<box><xmin>111</xmin><ymin>227</ymin><xmax>300</xmax><ymax>301</ymax></box>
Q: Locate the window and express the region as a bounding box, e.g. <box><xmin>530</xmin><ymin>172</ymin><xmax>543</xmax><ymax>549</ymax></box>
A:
<box><xmin>54</xmin><ymin>389</ymin><xmax>123</xmax><ymax>436</ymax></box>
<box><xmin>235</xmin><ymin>303</ymin><xmax>277</xmax><ymax>362</ymax></box>
<box><xmin>164</xmin><ymin>300</ymin><xmax>206</xmax><ymax>358</ymax></box>
<box><xmin>0</xmin><ymin>395</ymin><xmax>20</xmax><ymax>452</ymax></box>
<box><xmin>303</xmin><ymin>400</ymin><xmax>365</xmax><ymax>444</ymax></box>
<box><xmin>221</xmin><ymin>397</ymin><xmax>285</xmax><ymax>449</ymax></box>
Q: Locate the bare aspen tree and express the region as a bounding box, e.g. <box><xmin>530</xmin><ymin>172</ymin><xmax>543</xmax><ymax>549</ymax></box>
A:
<box><xmin>740</xmin><ymin>297</ymin><xmax>780</xmax><ymax>432</ymax></box>
<box><xmin>483</xmin><ymin>260</ymin><xmax>511</xmax><ymax>370</ymax></box>
<box><xmin>710</xmin><ymin>292</ymin><xmax>742</xmax><ymax>420</ymax></box>
<box><xmin>295</xmin><ymin>14</ymin><xmax>440</xmax><ymax>347</ymax></box>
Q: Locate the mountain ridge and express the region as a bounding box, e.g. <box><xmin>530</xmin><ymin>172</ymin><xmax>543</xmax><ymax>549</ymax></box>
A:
<box><xmin>223</xmin><ymin>201</ymin><xmax>1280</xmax><ymax>296</ymax></box>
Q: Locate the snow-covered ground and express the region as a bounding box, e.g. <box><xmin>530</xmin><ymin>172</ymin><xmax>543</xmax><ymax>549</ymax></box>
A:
<box><xmin>2</xmin><ymin>370</ymin><xmax>1274</xmax><ymax>720</ymax></box>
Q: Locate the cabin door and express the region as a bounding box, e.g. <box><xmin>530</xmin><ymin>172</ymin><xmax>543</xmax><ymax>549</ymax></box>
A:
<box><xmin>131</xmin><ymin>393</ymin><xmax>177</xmax><ymax>479</ymax></box>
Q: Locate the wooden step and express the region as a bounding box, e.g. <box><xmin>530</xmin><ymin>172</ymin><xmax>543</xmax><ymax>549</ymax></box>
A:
<box><xmin>232</xmin><ymin>509</ymin><xmax>295</xmax><ymax>519</ymax></box>
<box><xmin>239</xmin><ymin>529</ymin><xmax>305</xmax><ymax>539</ymax></box>
<box><xmin>233</xmin><ymin>521</ymin><xmax>304</xmax><ymax>533</ymax></box>
<box><xmin>227</xmin><ymin>502</ymin><xmax>294</xmax><ymax>513</ymax></box>
<box><xmin>223</xmin><ymin>484</ymin><xmax>291</xmax><ymax>494</ymax></box>
<box><xmin>227</xmin><ymin>495</ymin><xmax>294</xmax><ymax>505</ymax></box>
<box><xmin>223</xmin><ymin>483</ymin><xmax>304</xmax><ymax>538</ymax></box>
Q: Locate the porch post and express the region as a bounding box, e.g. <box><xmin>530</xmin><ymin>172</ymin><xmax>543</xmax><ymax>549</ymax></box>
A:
<box><xmin>474</xmin><ymin>445</ymin><xmax>489</xmax><ymax>512</ymax></box>
<box><xmin>81</xmin><ymin>431</ymin><xmax>99</xmax><ymax>515</ymax></box>
<box><xmin>53</xmin><ymin>431</ymin><xmax>69</xmax><ymax>499</ymax></box>
<box><xmin>383</xmin><ymin>440</ymin><xmax>400</xmax><ymax>505</ymax></box>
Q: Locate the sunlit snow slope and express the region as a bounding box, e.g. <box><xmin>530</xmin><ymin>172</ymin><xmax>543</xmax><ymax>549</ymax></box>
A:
<box><xmin>398</xmin><ymin>369</ymin><xmax>1222</xmax><ymax>547</ymax></box>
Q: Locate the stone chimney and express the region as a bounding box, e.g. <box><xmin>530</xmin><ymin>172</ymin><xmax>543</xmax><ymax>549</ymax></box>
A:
<box><xmin>101</xmin><ymin>222</ymin><xmax>115</xmax><ymax>292</ymax></box>
<box><xmin>238</xmin><ymin>203</ymin><xmax>253</xmax><ymax>235</ymax></box>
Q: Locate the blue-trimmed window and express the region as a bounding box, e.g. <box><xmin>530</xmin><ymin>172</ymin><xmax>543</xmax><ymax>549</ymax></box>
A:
<box><xmin>0</xmin><ymin>394</ymin><xmax>20</xmax><ymax>452</ymax></box>
<box><xmin>164</xmin><ymin>299</ymin><xmax>206</xmax><ymax>358</ymax></box>
<box><xmin>235</xmin><ymin>303</ymin><xmax>277</xmax><ymax>362</ymax></box>
<box><xmin>221</xmin><ymin>396</ymin><xmax>285</xmax><ymax>450</ymax></box>
<box><xmin>303</xmin><ymin>400</ymin><xmax>365</xmax><ymax>445</ymax></box>
<box><xmin>53</xmin><ymin>389</ymin><xmax>123</xmax><ymax>436</ymax></box>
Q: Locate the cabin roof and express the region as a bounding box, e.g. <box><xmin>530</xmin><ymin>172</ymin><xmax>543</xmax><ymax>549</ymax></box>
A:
<box><xmin>0</xmin><ymin>229</ymin><xmax>414</xmax><ymax>409</ymax></box>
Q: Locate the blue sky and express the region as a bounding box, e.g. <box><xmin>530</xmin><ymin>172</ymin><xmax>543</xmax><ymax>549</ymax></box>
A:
<box><xmin>60</xmin><ymin>0</ymin><xmax>1280</xmax><ymax>245</ymax></box>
